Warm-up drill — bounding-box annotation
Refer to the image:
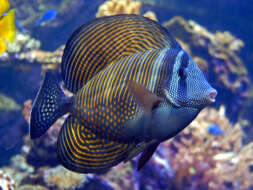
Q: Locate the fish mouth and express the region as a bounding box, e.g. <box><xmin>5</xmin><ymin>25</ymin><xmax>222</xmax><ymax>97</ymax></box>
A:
<box><xmin>206</xmin><ymin>89</ymin><xmax>217</xmax><ymax>104</ymax></box>
<box><xmin>164</xmin><ymin>88</ymin><xmax>217</xmax><ymax>108</ymax></box>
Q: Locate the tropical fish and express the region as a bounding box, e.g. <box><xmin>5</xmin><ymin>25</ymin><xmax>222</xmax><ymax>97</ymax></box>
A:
<box><xmin>208</xmin><ymin>124</ymin><xmax>224</xmax><ymax>135</ymax></box>
<box><xmin>0</xmin><ymin>0</ymin><xmax>15</xmax><ymax>54</ymax></box>
<box><xmin>30</xmin><ymin>14</ymin><xmax>217</xmax><ymax>173</ymax></box>
<box><xmin>35</xmin><ymin>9</ymin><xmax>57</xmax><ymax>25</ymax></box>
<box><xmin>16</xmin><ymin>20</ymin><xmax>30</xmax><ymax>34</ymax></box>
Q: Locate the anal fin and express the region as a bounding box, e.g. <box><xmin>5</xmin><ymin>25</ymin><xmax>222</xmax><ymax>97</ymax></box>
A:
<box><xmin>137</xmin><ymin>140</ymin><xmax>159</xmax><ymax>170</ymax></box>
<box><xmin>57</xmin><ymin>115</ymin><xmax>135</xmax><ymax>173</ymax></box>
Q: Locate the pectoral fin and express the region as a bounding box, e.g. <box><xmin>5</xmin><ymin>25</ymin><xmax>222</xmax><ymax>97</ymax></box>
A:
<box><xmin>123</xmin><ymin>139</ymin><xmax>158</xmax><ymax>163</ymax></box>
<box><xmin>118</xmin><ymin>81</ymin><xmax>162</xmax><ymax>142</ymax></box>
<box><xmin>127</xmin><ymin>81</ymin><xmax>162</xmax><ymax>113</ymax></box>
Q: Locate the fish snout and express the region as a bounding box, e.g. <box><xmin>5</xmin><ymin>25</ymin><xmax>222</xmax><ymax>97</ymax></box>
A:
<box><xmin>206</xmin><ymin>89</ymin><xmax>217</xmax><ymax>104</ymax></box>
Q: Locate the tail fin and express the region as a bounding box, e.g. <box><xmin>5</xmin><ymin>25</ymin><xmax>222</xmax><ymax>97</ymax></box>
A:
<box><xmin>30</xmin><ymin>71</ymin><xmax>73</xmax><ymax>139</ymax></box>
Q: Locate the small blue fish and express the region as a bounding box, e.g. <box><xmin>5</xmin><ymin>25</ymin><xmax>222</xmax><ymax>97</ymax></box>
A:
<box><xmin>16</xmin><ymin>20</ymin><xmax>30</xmax><ymax>33</ymax></box>
<box><xmin>35</xmin><ymin>9</ymin><xmax>57</xmax><ymax>25</ymax></box>
<box><xmin>208</xmin><ymin>124</ymin><xmax>224</xmax><ymax>136</ymax></box>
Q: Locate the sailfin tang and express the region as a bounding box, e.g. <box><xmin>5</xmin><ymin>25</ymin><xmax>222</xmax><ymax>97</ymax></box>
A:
<box><xmin>30</xmin><ymin>71</ymin><xmax>73</xmax><ymax>139</ymax></box>
<box><xmin>137</xmin><ymin>141</ymin><xmax>159</xmax><ymax>170</ymax></box>
<box><xmin>128</xmin><ymin>81</ymin><xmax>162</xmax><ymax>113</ymax></box>
<box><xmin>57</xmin><ymin>115</ymin><xmax>135</xmax><ymax>173</ymax></box>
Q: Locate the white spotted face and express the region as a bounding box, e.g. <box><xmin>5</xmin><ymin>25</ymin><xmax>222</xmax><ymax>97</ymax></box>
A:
<box><xmin>163</xmin><ymin>50</ymin><xmax>217</xmax><ymax>108</ymax></box>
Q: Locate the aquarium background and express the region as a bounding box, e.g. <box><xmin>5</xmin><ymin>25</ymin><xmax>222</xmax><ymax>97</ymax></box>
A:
<box><xmin>0</xmin><ymin>0</ymin><xmax>253</xmax><ymax>189</ymax></box>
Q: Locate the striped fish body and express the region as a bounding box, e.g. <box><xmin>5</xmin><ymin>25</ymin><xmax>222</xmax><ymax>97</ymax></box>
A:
<box><xmin>61</xmin><ymin>14</ymin><xmax>180</xmax><ymax>93</ymax></box>
<box><xmin>56</xmin><ymin>49</ymin><xmax>177</xmax><ymax>173</ymax></box>
<box><xmin>72</xmin><ymin>48</ymin><xmax>175</xmax><ymax>141</ymax></box>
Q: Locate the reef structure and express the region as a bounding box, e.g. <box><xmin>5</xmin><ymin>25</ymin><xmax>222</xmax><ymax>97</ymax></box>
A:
<box><xmin>160</xmin><ymin>106</ymin><xmax>253</xmax><ymax>190</ymax></box>
<box><xmin>0</xmin><ymin>170</ymin><xmax>15</xmax><ymax>190</ymax></box>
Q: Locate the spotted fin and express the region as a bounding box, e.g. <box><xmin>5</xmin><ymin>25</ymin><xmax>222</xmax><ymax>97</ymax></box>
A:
<box><xmin>137</xmin><ymin>141</ymin><xmax>159</xmax><ymax>170</ymax></box>
<box><xmin>30</xmin><ymin>71</ymin><xmax>73</xmax><ymax>139</ymax></box>
<box><xmin>57</xmin><ymin>115</ymin><xmax>135</xmax><ymax>173</ymax></box>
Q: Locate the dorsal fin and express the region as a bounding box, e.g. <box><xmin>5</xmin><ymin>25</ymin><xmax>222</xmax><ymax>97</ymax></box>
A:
<box><xmin>61</xmin><ymin>14</ymin><xmax>181</xmax><ymax>93</ymax></box>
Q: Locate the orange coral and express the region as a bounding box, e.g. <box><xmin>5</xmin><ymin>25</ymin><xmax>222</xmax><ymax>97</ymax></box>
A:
<box><xmin>96</xmin><ymin>0</ymin><xmax>142</xmax><ymax>17</ymax></box>
<box><xmin>22</xmin><ymin>99</ymin><xmax>32</xmax><ymax>124</ymax></box>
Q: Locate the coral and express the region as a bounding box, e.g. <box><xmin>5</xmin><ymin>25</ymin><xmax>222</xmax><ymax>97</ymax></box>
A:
<box><xmin>96</xmin><ymin>0</ymin><xmax>142</xmax><ymax>17</ymax></box>
<box><xmin>83</xmin><ymin>174</ymin><xmax>114</xmax><ymax>190</ymax></box>
<box><xmin>0</xmin><ymin>31</ymin><xmax>61</xmax><ymax>73</ymax></box>
<box><xmin>0</xmin><ymin>31</ymin><xmax>41</xmax><ymax>66</ymax></box>
<box><xmin>137</xmin><ymin>153</ymin><xmax>174</xmax><ymax>190</ymax></box>
<box><xmin>17</xmin><ymin>166</ymin><xmax>113</xmax><ymax>190</ymax></box>
<box><xmin>18</xmin><ymin>45</ymin><xmax>64</xmax><ymax>73</ymax></box>
<box><xmin>142</xmin><ymin>10</ymin><xmax>158</xmax><ymax>21</ymax></box>
<box><xmin>158</xmin><ymin>106</ymin><xmax>253</xmax><ymax>190</ymax></box>
<box><xmin>0</xmin><ymin>170</ymin><xmax>15</xmax><ymax>190</ymax></box>
<box><xmin>23</xmin><ymin>99</ymin><xmax>32</xmax><ymax>124</ymax></box>
<box><xmin>163</xmin><ymin>17</ymin><xmax>250</xmax><ymax>119</ymax></box>
<box><xmin>96</xmin><ymin>0</ymin><xmax>158</xmax><ymax>21</ymax></box>
<box><xmin>42</xmin><ymin>166</ymin><xmax>86</xmax><ymax>190</ymax></box>
<box><xmin>10</xmin><ymin>155</ymin><xmax>34</xmax><ymax>174</ymax></box>
<box><xmin>101</xmin><ymin>162</ymin><xmax>138</xmax><ymax>190</ymax></box>
<box><xmin>0</xmin><ymin>93</ymin><xmax>21</xmax><ymax>112</ymax></box>
<box><xmin>1</xmin><ymin>154</ymin><xmax>35</xmax><ymax>187</ymax></box>
<box><xmin>18</xmin><ymin>184</ymin><xmax>49</xmax><ymax>190</ymax></box>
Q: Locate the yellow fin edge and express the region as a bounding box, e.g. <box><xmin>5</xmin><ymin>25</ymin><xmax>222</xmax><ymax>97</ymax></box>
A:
<box><xmin>0</xmin><ymin>0</ymin><xmax>10</xmax><ymax>15</ymax></box>
<box><xmin>0</xmin><ymin>9</ymin><xmax>15</xmax><ymax>42</ymax></box>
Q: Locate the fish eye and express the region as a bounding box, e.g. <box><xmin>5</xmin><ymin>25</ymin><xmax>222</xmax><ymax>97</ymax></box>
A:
<box><xmin>178</xmin><ymin>67</ymin><xmax>187</xmax><ymax>80</ymax></box>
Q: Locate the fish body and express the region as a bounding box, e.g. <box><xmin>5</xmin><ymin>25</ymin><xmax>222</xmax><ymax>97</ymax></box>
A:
<box><xmin>0</xmin><ymin>0</ymin><xmax>15</xmax><ymax>54</ymax></box>
<box><xmin>35</xmin><ymin>9</ymin><xmax>57</xmax><ymax>25</ymax></box>
<box><xmin>30</xmin><ymin>14</ymin><xmax>217</xmax><ymax>173</ymax></box>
